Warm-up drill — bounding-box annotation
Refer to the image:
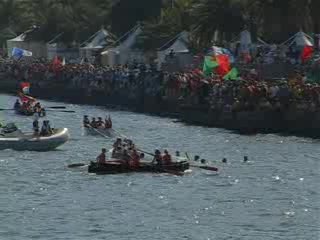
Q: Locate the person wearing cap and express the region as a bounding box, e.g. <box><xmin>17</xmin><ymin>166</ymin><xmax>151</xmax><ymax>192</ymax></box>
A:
<box><xmin>83</xmin><ymin>115</ymin><xmax>90</xmax><ymax>127</ymax></box>
<box><xmin>97</xmin><ymin>148</ymin><xmax>107</xmax><ymax>165</ymax></box>
<box><xmin>91</xmin><ymin>117</ymin><xmax>97</xmax><ymax>128</ymax></box>
<box><xmin>153</xmin><ymin>149</ymin><xmax>162</xmax><ymax>166</ymax></box>
<box><xmin>14</xmin><ymin>99</ymin><xmax>21</xmax><ymax>110</ymax></box>
<box><xmin>33</xmin><ymin>118</ymin><xmax>39</xmax><ymax>136</ymax></box>
<box><xmin>162</xmin><ymin>150</ymin><xmax>172</xmax><ymax>165</ymax></box>
<box><xmin>97</xmin><ymin>117</ymin><xmax>104</xmax><ymax>128</ymax></box>
<box><xmin>113</xmin><ymin>138</ymin><xmax>122</xmax><ymax>148</ymax></box>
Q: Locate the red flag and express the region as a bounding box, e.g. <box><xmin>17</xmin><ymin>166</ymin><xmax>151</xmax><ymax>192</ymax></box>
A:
<box><xmin>215</xmin><ymin>55</ymin><xmax>231</xmax><ymax>77</ymax></box>
<box><xmin>301</xmin><ymin>46</ymin><xmax>313</xmax><ymax>63</ymax></box>
<box><xmin>20</xmin><ymin>82</ymin><xmax>30</xmax><ymax>94</ymax></box>
<box><xmin>52</xmin><ymin>56</ymin><xmax>62</xmax><ymax>72</ymax></box>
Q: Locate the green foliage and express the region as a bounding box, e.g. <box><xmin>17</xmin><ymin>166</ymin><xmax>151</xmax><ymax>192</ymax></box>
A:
<box><xmin>0</xmin><ymin>0</ymin><xmax>318</xmax><ymax>49</ymax></box>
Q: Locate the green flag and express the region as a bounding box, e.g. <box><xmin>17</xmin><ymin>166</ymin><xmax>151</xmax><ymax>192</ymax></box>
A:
<box><xmin>203</xmin><ymin>56</ymin><xmax>218</xmax><ymax>76</ymax></box>
<box><xmin>223</xmin><ymin>68</ymin><xmax>239</xmax><ymax>81</ymax></box>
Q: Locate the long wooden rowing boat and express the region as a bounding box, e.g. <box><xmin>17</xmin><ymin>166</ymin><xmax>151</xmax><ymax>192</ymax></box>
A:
<box><xmin>83</xmin><ymin>126</ymin><xmax>116</xmax><ymax>137</ymax></box>
<box><xmin>88</xmin><ymin>161</ymin><xmax>190</xmax><ymax>175</ymax></box>
<box><xmin>14</xmin><ymin>106</ymin><xmax>46</xmax><ymax>117</ymax></box>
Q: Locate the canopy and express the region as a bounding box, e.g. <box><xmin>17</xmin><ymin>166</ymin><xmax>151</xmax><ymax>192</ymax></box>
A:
<box><xmin>82</xmin><ymin>29</ymin><xmax>115</xmax><ymax>49</ymax></box>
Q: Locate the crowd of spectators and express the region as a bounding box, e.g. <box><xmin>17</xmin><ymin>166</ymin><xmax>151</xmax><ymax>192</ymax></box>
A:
<box><xmin>1</xmin><ymin>57</ymin><xmax>320</xmax><ymax>114</ymax></box>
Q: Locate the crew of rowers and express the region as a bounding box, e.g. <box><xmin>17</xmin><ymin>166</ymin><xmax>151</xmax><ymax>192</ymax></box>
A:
<box><xmin>14</xmin><ymin>99</ymin><xmax>46</xmax><ymax>116</ymax></box>
<box><xmin>32</xmin><ymin>119</ymin><xmax>53</xmax><ymax>136</ymax></box>
<box><xmin>83</xmin><ymin>115</ymin><xmax>112</xmax><ymax>129</ymax></box>
<box><xmin>96</xmin><ymin>138</ymin><xmax>172</xmax><ymax>167</ymax></box>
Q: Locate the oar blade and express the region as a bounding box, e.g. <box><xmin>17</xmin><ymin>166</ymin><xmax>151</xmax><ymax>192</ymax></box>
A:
<box><xmin>49</xmin><ymin>106</ymin><xmax>66</xmax><ymax>109</ymax></box>
<box><xmin>198</xmin><ymin>166</ymin><xmax>218</xmax><ymax>172</ymax></box>
<box><xmin>190</xmin><ymin>165</ymin><xmax>218</xmax><ymax>172</ymax></box>
<box><xmin>68</xmin><ymin>163</ymin><xmax>87</xmax><ymax>168</ymax></box>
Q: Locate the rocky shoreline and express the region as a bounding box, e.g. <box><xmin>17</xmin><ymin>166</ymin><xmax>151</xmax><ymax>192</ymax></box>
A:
<box><xmin>1</xmin><ymin>78</ymin><xmax>320</xmax><ymax>138</ymax></box>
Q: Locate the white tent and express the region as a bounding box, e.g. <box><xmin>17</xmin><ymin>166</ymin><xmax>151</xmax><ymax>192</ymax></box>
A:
<box><xmin>80</xmin><ymin>28</ymin><xmax>115</xmax><ymax>59</ymax></box>
<box><xmin>157</xmin><ymin>31</ymin><xmax>190</xmax><ymax>69</ymax></box>
<box><xmin>101</xmin><ymin>24</ymin><xmax>144</xmax><ymax>66</ymax></box>
<box><xmin>281</xmin><ymin>31</ymin><xmax>314</xmax><ymax>47</ymax></box>
<box><xmin>240</xmin><ymin>29</ymin><xmax>252</xmax><ymax>53</ymax></box>
<box><xmin>47</xmin><ymin>33</ymin><xmax>79</xmax><ymax>61</ymax></box>
<box><xmin>7</xmin><ymin>29</ymin><xmax>47</xmax><ymax>58</ymax></box>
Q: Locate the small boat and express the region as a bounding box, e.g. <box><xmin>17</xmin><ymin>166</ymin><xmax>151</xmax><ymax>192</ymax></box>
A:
<box><xmin>14</xmin><ymin>105</ymin><xmax>46</xmax><ymax>117</ymax></box>
<box><xmin>83</xmin><ymin>126</ymin><xmax>116</xmax><ymax>137</ymax></box>
<box><xmin>0</xmin><ymin>127</ymin><xmax>69</xmax><ymax>151</ymax></box>
<box><xmin>88</xmin><ymin>161</ymin><xmax>190</xmax><ymax>175</ymax></box>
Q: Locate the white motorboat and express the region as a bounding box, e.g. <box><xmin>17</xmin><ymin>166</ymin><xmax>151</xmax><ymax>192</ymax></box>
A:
<box><xmin>0</xmin><ymin>127</ymin><xmax>70</xmax><ymax>151</ymax></box>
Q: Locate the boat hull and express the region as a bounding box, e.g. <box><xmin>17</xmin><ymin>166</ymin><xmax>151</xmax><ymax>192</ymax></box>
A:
<box><xmin>14</xmin><ymin>107</ymin><xmax>46</xmax><ymax>117</ymax></box>
<box><xmin>88</xmin><ymin>161</ymin><xmax>190</xmax><ymax>175</ymax></box>
<box><xmin>0</xmin><ymin>128</ymin><xmax>69</xmax><ymax>151</ymax></box>
<box><xmin>83</xmin><ymin>127</ymin><xmax>116</xmax><ymax>137</ymax></box>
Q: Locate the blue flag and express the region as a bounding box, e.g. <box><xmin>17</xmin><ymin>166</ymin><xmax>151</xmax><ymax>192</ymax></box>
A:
<box><xmin>12</xmin><ymin>47</ymin><xmax>32</xmax><ymax>58</ymax></box>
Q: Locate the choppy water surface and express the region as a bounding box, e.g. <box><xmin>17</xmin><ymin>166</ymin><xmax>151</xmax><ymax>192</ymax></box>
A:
<box><xmin>0</xmin><ymin>94</ymin><xmax>319</xmax><ymax>240</ymax></box>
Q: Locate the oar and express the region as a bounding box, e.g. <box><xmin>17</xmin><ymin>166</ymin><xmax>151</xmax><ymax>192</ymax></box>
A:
<box><xmin>45</xmin><ymin>110</ymin><xmax>75</xmax><ymax>113</ymax></box>
<box><xmin>0</xmin><ymin>108</ymin><xmax>15</xmax><ymax>111</ymax></box>
<box><xmin>112</xmin><ymin>128</ymin><xmax>129</xmax><ymax>139</ymax></box>
<box><xmin>68</xmin><ymin>160</ymin><xmax>121</xmax><ymax>168</ymax></box>
<box><xmin>48</xmin><ymin>106</ymin><xmax>66</xmax><ymax>109</ymax></box>
<box><xmin>68</xmin><ymin>163</ymin><xmax>87</xmax><ymax>168</ymax></box>
<box><xmin>86</xmin><ymin>125</ymin><xmax>110</xmax><ymax>139</ymax></box>
<box><xmin>185</xmin><ymin>152</ymin><xmax>218</xmax><ymax>172</ymax></box>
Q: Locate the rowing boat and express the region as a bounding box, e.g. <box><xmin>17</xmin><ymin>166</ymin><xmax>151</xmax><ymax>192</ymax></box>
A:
<box><xmin>88</xmin><ymin>161</ymin><xmax>190</xmax><ymax>175</ymax></box>
<box><xmin>0</xmin><ymin>128</ymin><xmax>69</xmax><ymax>151</ymax></box>
<box><xmin>83</xmin><ymin>126</ymin><xmax>116</xmax><ymax>137</ymax></box>
<box><xmin>14</xmin><ymin>106</ymin><xmax>46</xmax><ymax>117</ymax></box>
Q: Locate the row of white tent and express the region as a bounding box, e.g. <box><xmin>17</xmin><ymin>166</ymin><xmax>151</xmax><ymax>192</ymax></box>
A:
<box><xmin>6</xmin><ymin>26</ymin><xmax>317</xmax><ymax>66</ymax></box>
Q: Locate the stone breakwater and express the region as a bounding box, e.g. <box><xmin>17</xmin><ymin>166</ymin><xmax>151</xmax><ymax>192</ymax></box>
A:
<box><xmin>1</xmin><ymin>77</ymin><xmax>320</xmax><ymax>138</ymax></box>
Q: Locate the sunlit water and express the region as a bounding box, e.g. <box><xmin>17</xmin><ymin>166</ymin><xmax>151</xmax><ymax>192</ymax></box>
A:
<box><xmin>0</xmin><ymin>94</ymin><xmax>319</xmax><ymax>240</ymax></box>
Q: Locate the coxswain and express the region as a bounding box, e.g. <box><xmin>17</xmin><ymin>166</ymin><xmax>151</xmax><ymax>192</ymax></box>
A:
<box><xmin>14</xmin><ymin>99</ymin><xmax>21</xmax><ymax>110</ymax></box>
<box><xmin>97</xmin><ymin>117</ymin><xmax>104</xmax><ymax>128</ymax></box>
<box><xmin>244</xmin><ymin>156</ymin><xmax>248</xmax><ymax>162</ymax></box>
<box><xmin>153</xmin><ymin>150</ymin><xmax>162</xmax><ymax>166</ymax></box>
<box><xmin>91</xmin><ymin>117</ymin><xmax>97</xmax><ymax>128</ymax></box>
<box><xmin>175</xmin><ymin>151</ymin><xmax>180</xmax><ymax>157</ymax></box>
<box><xmin>96</xmin><ymin>148</ymin><xmax>107</xmax><ymax>165</ymax></box>
<box><xmin>194</xmin><ymin>155</ymin><xmax>200</xmax><ymax>161</ymax></box>
<box><xmin>162</xmin><ymin>150</ymin><xmax>172</xmax><ymax>165</ymax></box>
<box><xmin>83</xmin><ymin>115</ymin><xmax>90</xmax><ymax>127</ymax></box>
<box><xmin>33</xmin><ymin>119</ymin><xmax>39</xmax><ymax>135</ymax></box>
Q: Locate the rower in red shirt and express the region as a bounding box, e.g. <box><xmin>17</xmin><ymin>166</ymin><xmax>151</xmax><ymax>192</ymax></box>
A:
<box><xmin>130</xmin><ymin>149</ymin><xmax>140</xmax><ymax>168</ymax></box>
<box><xmin>96</xmin><ymin>148</ymin><xmax>107</xmax><ymax>165</ymax></box>
<box><xmin>162</xmin><ymin>150</ymin><xmax>172</xmax><ymax>165</ymax></box>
